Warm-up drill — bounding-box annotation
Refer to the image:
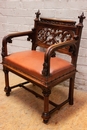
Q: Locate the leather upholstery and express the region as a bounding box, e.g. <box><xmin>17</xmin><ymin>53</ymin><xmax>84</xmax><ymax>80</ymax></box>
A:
<box><xmin>4</xmin><ymin>50</ymin><xmax>75</xmax><ymax>84</ymax></box>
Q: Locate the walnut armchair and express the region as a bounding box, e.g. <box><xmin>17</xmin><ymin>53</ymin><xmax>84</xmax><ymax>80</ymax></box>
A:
<box><xmin>1</xmin><ymin>11</ymin><xmax>85</xmax><ymax>123</ymax></box>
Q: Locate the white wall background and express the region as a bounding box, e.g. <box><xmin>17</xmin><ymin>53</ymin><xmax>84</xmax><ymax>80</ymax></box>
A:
<box><xmin>0</xmin><ymin>0</ymin><xmax>87</xmax><ymax>91</ymax></box>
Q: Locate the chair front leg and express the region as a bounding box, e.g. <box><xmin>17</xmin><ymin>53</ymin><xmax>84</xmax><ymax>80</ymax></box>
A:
<box><xmin>42</xmin><ymin>89</ymin><xmax>51</xmax><ymax>123</ymax></box>
<box><xmin>3</xmin><ymin>69</ymin><xmax>11</xmax><ymax>96</ymax></box>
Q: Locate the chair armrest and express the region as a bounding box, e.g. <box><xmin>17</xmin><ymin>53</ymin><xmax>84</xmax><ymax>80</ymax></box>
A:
<box><xmin>42</xmin><ymin>39</ymin><xmax>77</xmax><ymax>76</ymax></box>
<box><xmin>2</xmin><ymin>31</ymin><xmax>33</xmax><ymax>57</ymax></box>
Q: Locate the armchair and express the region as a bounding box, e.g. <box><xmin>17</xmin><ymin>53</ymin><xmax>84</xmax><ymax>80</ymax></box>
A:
<box><xmin>1</xmin><ymin>10</ymin><xmax>85</xmax><ymax>123</ymax></box>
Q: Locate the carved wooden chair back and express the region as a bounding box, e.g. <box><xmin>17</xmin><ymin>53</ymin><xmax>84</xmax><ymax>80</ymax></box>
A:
<box><xmin>30</xmin><ymin>12</ymin><xmax>85</xmax><ymax>69</ymax></box>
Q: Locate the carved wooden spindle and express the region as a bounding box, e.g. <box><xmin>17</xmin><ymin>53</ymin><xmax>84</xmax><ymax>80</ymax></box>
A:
<box><xmin>78</xmin><ymin>12</ymin><xmax>86</xmax><ymax>25</ymax></box>
<box><xmin>35</xmin><ymin>10</ymin><xmax>41</xmax><ymax>21</ymax></box>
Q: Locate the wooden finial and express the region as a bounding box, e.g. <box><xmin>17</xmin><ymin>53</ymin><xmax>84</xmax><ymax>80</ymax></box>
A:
<box><xmin>35</xmin><ymin>10</ymin><xmax>41</xmax><ymax>20</ymax></box>
<box><xmin>78</xmin><ymin>12</ymin><xmax>86</xmax><ymax>25</ymax></box>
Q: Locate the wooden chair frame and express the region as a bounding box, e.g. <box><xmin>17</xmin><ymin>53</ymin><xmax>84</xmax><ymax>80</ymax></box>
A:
<box><xmin>1</xmin><ymin>11</ymin><xmax>85</xmax><ymax>123</ymax></box>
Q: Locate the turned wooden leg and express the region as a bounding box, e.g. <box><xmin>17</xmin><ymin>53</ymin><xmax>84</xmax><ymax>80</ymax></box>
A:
<box><xmin>69</xmin><ymin>76</ymin><xmax>75</xmax><ymax>105</ymax></box>
<box><xmin>4</xmin><ymin>69</ymin><xmax>11</xmax><ymax>96</ymax></box>
<box><xmin>42</xmin><ymin>89</ymin><xmax>51</xmax><ymax>123</ymax></box>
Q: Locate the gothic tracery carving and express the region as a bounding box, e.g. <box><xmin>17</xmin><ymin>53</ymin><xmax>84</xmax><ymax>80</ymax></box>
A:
<box><xmin>37</xmin><ymin>27</ymin><xmax>75</xmax><ymax>45</ymax></box>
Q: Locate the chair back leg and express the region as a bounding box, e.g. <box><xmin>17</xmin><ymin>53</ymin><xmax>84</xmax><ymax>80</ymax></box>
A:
<box><xmin>69</xmin><ymin>75</ymin><xmax>75</xmax><ymax>105</ymax></box>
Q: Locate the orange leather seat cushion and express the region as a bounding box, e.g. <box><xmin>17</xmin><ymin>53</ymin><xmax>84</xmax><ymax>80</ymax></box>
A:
<box><xmin>4</xmin><ymin>50</ymin><xmax>75</xmax><ymax>83</ymax></box>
